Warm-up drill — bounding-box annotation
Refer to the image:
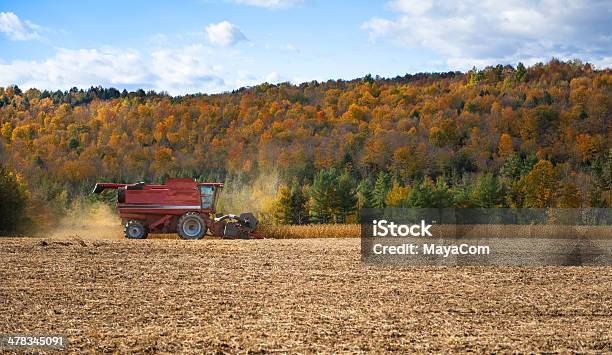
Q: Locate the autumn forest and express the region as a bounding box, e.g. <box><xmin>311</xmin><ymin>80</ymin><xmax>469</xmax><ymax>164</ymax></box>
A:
<box><xmin>0</xmin><ymin>59</ymin><xmax>610</xmax><ymax>232</ymax></box>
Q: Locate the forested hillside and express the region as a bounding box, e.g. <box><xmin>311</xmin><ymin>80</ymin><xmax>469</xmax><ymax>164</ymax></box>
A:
<box><xmin>0</xmin><ymin>59</ymin><xmax>610</xmax><ymax>230</ymax></box>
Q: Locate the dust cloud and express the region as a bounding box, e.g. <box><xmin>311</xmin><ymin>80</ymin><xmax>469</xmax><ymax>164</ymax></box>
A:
<box><xmin>217</xmin><ymin>171</ymin><xmax>280</xmax><ymax>223</ymax></box>
<box><xmin>48</xmin><ymin>202</ymin><xmax>122</xmax><ymax>240</ymax></box>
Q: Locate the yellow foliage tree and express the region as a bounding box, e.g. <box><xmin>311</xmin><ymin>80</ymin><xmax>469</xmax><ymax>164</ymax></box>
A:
<box><xmin>575</xmin><ymin>134</ymin><xmax>596</xmax><ymax>162</ymax></box>
<box><xmin>385</xmin><ymin>181</ymin><xmax>411</xmax><ymax>207</ymax></box>
<box><xmin>498</xmin><ymin>133</ymin><xmax>513</xmax><ymax>157</ymax></box>
<box><xmin>556</xmin><ymin>182</ymin><xmax>581</xmax><ymax>208</ymax></box>
<box><xmin>520</xmin><ymin>160</ymin><xmax>558</xmax><ymax>208</ymax></box>
<box><xmin>152</xmin><ymin>147</ymin><xmax>175</xmax><ymax>176</ymax></box>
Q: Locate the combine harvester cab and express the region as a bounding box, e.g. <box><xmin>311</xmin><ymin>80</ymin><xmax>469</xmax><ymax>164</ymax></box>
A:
<box><xmin>92</xmin><ymin>178</ymin><xmax>259</xmax><ymax>240</ymax></box>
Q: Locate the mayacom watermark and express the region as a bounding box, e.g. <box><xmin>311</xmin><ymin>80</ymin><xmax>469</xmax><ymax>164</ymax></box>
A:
<box><xmin>371</xmin><ymin>219</ymin><xmax>490</xmax><ymax>257</ymax></box>
<box><xmin>361</xmin><ymin>209</ymin><xmax>612</xmax><ymax>266</ymax></box>
<box><xmin>372</xmin><ymin>242</ymin><xmax>490</xmax><ymax>257</ymax></box>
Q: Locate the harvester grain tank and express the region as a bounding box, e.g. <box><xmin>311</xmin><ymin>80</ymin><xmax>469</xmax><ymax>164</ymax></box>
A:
<box><xmin>92</xmin><ymin>178</ymin><xmax>258</xmax><ymax>239</ymax></box>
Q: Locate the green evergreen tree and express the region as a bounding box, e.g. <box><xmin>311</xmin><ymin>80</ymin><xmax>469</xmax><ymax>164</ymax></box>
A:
<box><xmin>500</xmin><ymin>152</ymin><xmax>523</xmax><ymax>180</ymax></box>
<box><xmin>290</xmin><ymin>180</ymin><xmax>308</xmax><ymax>224</ymax></box>
<box><xmin>452</xmin><ymin>183</ymin><xmax>473</xmax><ymax>208</ymax></box>
<box><xmin>357</xmin><ymin>177</ymin><xmax>374</xmax><ymax>209</ymax></box>
<box><xmin>470</xmin><ymin>173</ymin><xmax>504</xmax><ymax>207</ymax></box>
<box><xmin>501</xmin><ymin>153</ymin><xmax>538</xmax><ymax>207</ymax></box>
<box><xmin>0</xmin><ymin>164</ymin><xmax>29</xmax><ymax>233</ymax></box>
<box><xmin>431</xmin><ymin>177</ymin><xmax>453</xmax><ymax>208</ymax></box>
<box><xmin>515</xmin><ymin>62</ymin><xmax>527</xmax><ymax>82</ymax></box>
<box><xmin>589</xmin><ymin>148</ymin><xmax>612</xmax><ymax>207</ymax></box>
<box><xmin>335</xmin><ymin>170</ymin><xmax>357</xmax><ymax>223</ymax></box>
<box><xmin>501</xmin><ymin>153</ymin><xmax>537</xmax><ymax>180</ymax></box>
<box><xmin>371</xmin><ymin>171</ymin><xmax>390</xmax><ymax>208</ymax></box>
<box><xmin>340</xmin><ymin>152</ymin><xmax>354</xmax><ymax>172</ymax></box>
<box><xmin>274</xmin><ymin>180</ymin><xmax>309</xmax><ymax>224</ymax></box>
<box><xmin>404</xmin><ymin>180</ymin><xmax>435</xmax><ymax>207</ymax></box>
<box><xmin>309</xmin><ymin>169</ymin><xmax>339</xmax><ymax>223</ymax></box>
<box><xmin>521</xmin><ymin>154</ymin><xmax>538</xmax><ymax>175</ymax></box>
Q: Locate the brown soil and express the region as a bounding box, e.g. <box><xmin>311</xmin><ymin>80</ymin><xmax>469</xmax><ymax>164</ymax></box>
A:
<box><xmin>0</xmin><ymin>238</ymin><xmax>610</xmax><ymax>353</ymax></box>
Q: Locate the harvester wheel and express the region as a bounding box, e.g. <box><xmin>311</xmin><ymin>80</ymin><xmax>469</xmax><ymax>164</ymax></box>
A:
<box><xmin>178</xmin><ymin>212</ymin><xmax>206</xmax><ymax>240</ymax></box>
<box><xmin>124</xmin><ymin>220</ymin><xmax>148</xmax><ymax>239</ymax></box>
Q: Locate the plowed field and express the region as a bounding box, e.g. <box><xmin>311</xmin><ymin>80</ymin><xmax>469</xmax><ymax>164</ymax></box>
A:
<box><xmin>0</xmin><ymin>238</ymin><xmax>610</xmax><ymax>353</ymax></box>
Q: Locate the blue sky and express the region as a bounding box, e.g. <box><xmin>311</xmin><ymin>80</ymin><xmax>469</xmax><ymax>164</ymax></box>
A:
<box><xmin>1</xmin><ymin>0</ymin><xmax>610</xmax><ymax>94</ymax></box>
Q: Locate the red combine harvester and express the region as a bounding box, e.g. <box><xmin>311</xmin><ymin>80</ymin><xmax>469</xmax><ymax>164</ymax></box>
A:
<box><xmin>92</xmin><ymin>178</ymin><xmax>258</xmax><ymax>239</ymax></box>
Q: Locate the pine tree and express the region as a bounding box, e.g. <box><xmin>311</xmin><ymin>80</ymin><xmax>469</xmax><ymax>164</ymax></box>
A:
<box><xmin>340</xmin><ymin>152</ymin><xmax>354</xmax><ymax>172</ymax></box>
<box><xmin>290</xmin><ymin>180</ymin><xmax>308</xmax><ymax>224</ymax></box>
<box><xmin>0</xmin><ymin>164</ymin><xmax>29</xmax><ymax>233</ymax></box>
<box><xmin>335</xmin><ymin>170</ymin><xmax>357</xmax><ymax>223</ymax></box>
<box><xmin>515</xmin><ymin>62</ymin><xmax>527</xmax><ymax>82</ymax></box>
<box><xmin>431</xmin><ymin>177</ymin><xmax>453</xmax><ymax>208</ymax></box>
<box><xmin>309</xmin><ymin>169</ymin><xmax>339</xmax><ymax>223</ymax></box>
<box><xmin>274</xmin><ymin>180</ymin><xmax>309</xmax><ymax>224</ymax></box>
<box><xmin>357</xmin><ymin>177</ymin><xmax>374</xmax><ymax>209</ymax></box>
<box><xmin>501</xmin><ymin>152</ymin><xmax>521</xmax><ymax>180</ymax></box>
<box><xmin>452</xmin><ymin>183</ymin><xmax>473</xmax><ymax>208</ymax></box>
<box><xmin>470</xmin><ymin>173</ymin><xmax>504</xmax><ymax>207</ymax></box>
<box><xmin>404</xmin><ymin>180</ymin><xmax>435</xmax><ymax>207</ymax></box>
<box><xmin>588</xmin><ymin>149</ymin><xmax>612</xmax><ymax>207</ymax></box>
<box><xmin>371</xmin><ymin>171</ymin><xmax>390</xmax><ymax>208</ymax></box>
<box><xmin>521</xmin><ymin>154</ymin><xmax>538</xmax><ymax>175</ymax></box>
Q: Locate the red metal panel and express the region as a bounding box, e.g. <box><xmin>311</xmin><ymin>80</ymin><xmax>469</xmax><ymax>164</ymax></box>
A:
<box><xmin>100</xmin><ymin>178</ymin><xmax>223</xmax><ymax>233</ymax></box>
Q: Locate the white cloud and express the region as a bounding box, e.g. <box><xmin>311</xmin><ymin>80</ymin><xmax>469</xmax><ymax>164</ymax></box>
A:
<box><xmin>591</xmin><ymin>56</ymin><xmax>612</xmax><ymax>70</ymax></box>
<box><xmin>363</xmin><ymin>0</ymin><xmax>612</xmax><ymax>69</ymax></box>
<box><xmin>205</xmin><ymin>21</ymin><xmax>247</xmax><ymax>46</ymax></box>
<box><xmin>0</xmin><ymin>45</ymin><xmax>284</xmax><ymax>95</ymax></box>
<box><xmin>231</xmin><ymin>0</ymin><xmax>303</xmax><ymax>9</ymax></box>
<box><xmin>150</xmin><ymin>45</ymin><xmax>226</xmax><ymax>92</ymax></box>
<box><xmin>0</xmin><ymin>12</ymin><xmax>41</xmax><ymax>41</ymax></box>
<box><xmin>0</xmin><ymin>48</ymin><xmax>150</xmax><ymax>89</ymax></box>
<box><xmin>387</xmin><ymin>0</ymin><xmax>432</xmax><ymax>15</ymax></box>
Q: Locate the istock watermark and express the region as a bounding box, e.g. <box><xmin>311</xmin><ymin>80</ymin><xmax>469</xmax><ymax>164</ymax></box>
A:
<box><xmin>372</xmin><ymin>219</ymin><xmax>433</xmax><ymax>237</ymax></box>
<box><xmin>361</xmin><ymin>208</ymin><xmax>612</xmax><ymax>266</ymax></box>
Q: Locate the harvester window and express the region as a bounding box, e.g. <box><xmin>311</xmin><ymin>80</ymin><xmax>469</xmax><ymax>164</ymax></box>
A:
<box><xmin>199</xmin><ymin>185</ymin><xmax>214</xmax><ymax>209</ymax></box>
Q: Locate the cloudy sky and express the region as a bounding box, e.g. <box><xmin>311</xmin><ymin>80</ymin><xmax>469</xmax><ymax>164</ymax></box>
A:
<box><xmin>0</xmin><ymin>0</ymin><xmax>610</xmax><ymax>94</ymax></box>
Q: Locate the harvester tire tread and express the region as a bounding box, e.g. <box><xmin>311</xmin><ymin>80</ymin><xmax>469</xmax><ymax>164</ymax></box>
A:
<box><xmin>124</xmin><ymin>220</ymin><xmax>148</xmax><ymax>239</ymax></box>
<box><xmin>178</xmin><ymin>212</ymin><xmax>207</xmax><ymax>240</ymax></box>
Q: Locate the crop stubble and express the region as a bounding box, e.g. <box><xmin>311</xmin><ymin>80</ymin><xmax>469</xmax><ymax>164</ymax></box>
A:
<box><xmin>0</xmin><ymin>237</ymin><xmax>610</xmax><ymax>353</ymax></box>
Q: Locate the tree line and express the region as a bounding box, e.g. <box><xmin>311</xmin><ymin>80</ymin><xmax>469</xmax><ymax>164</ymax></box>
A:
<box><xmin>0</xmin><ymin>59</ymin><xmax>610</xmax><ymax>230</ymax></box>
<box><xmin>271</xmin><ymin>148</ymin><xmax>611</xmax><ymax>225</ymax></box>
